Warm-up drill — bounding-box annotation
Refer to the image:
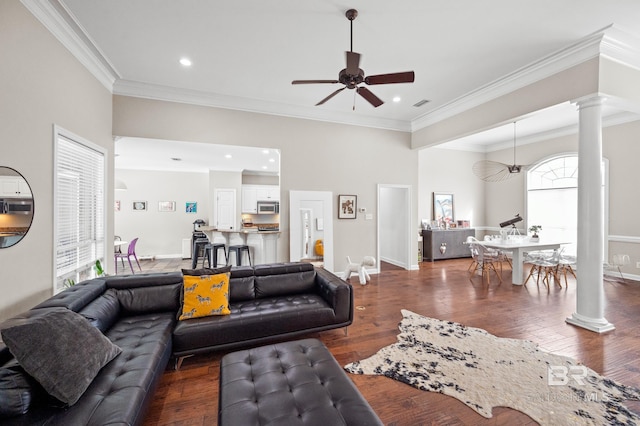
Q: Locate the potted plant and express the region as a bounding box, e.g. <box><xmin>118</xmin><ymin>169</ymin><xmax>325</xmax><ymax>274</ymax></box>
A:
<box><xmin>529</xmin><ymin>225</ymin><xmax>542</xmax><ymax>242</ymax></box>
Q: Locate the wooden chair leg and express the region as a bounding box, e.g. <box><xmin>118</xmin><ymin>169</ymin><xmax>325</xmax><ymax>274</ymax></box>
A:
<box><xmin>524</xmin><ymin>265</ymin><xmax>537</xmax><ymax>285</ymax></box>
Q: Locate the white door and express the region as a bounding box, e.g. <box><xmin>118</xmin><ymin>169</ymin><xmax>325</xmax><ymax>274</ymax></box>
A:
<box><xmin>215</xmin><ymin>189</ymin><xmax>236</xmax><ymax>230</ymax></box>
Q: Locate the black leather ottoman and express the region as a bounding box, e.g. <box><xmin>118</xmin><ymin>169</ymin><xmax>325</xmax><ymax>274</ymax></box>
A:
<box><xmin>218</xmin><ymin>338</ymin><xmax>383</xmax><ymax>426</ymax></box>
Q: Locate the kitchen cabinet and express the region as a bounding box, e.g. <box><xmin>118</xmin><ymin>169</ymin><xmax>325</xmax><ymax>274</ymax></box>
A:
<box><xmin>422</xmin><ymin>228</ymin><xmax>475</xmax><ymax>261</ymax></box>
<box><xmin>242</xmin><ymin>185</ymin><xmax>279</xmax><ymax>213</ymax></box>
<box><xmin>0</xmin><ymin>176</ymin><xmax>31</xmax><ymax>197</ymax></box>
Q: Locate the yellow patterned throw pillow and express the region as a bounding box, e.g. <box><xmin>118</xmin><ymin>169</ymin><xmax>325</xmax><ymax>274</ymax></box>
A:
<box><xmin>179</xmin><ymin>272</ymin><xmax>231</xmax><ymax>320</ymax></box>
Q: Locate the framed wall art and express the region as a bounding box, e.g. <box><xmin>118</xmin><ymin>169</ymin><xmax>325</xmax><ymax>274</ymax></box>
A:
<box><xmin>158</xmin><ymin>201</ymin><xmax>176</xmax><ymax>212</ymax></box>
<box><xmin>338</xmin><ymin>194</ymin><xmax>357</xmax><ymax>219</ymax></box>
<box><xmin>433</xmin><ymin>192</ymin><xmax>454</xmax><ymax>223</ymax></box>
<box><xmin>185</xmin><ymin>202</ymin><xmax>197</xmax><ymax>213</ymax></box>
<box><xmin>133</xmin><ymin>201</ymin><xmax>147</xmax><ymax>211</ymax></box>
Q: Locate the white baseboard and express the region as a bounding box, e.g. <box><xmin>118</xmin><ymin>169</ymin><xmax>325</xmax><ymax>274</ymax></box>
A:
<box><xmin>141</xmin><ymin>254</ymin><xmax>183</xmax><ymax>260</ymax></box>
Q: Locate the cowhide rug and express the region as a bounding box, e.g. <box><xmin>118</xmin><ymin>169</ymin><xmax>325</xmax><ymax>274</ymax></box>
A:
<box><xmin>344</xmin><ymin>310</ymin><xmax>640</xmax><ymax>425</ymax></box>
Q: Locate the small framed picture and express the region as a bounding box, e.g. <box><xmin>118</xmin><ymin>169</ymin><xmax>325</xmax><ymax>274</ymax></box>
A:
<box><xmin>158</xmin><ymin>201</ymin><xmax>176</xmax><ymax>212</ymax></box>
<box><xmin>338</xmin><ymin>195</ymin><xmax>357</xmax><ymax>219</ymax></box>
<box><xmin>185</xmin><ymin>202</ymin><xmax>197</xmax><ymax>213</ymax></box>
<box><xmin>133</xmin><ymin>201</ymin><xmax>147</xmax><ymax>211</ymax></box>
<box><xmin>433</xmin><ymin>192</ymin><xmax>454</xmax><ymax>223</ymax></box>
<box><xmin>114</xmin><ymin>200</ymin><xmax>121</xmax><ymax>212</ymax></box>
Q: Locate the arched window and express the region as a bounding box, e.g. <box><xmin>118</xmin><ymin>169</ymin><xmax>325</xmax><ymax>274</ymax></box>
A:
<box><xmin>526</xmin><ymin>154</ymin><xmax>608</xmax><ymax>258</ymax></box>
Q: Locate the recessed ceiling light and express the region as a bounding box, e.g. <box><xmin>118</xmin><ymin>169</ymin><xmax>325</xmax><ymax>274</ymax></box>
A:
<box><xmin>179</xmin><ymin>58</ymin><xmax>192</xmax><ymax>67</ymax></box>
<box><xmin>262</xmin><ymin>166</ymin><xmax>268</xmax><ymax>170</ymax></box>
<box><xmin>225</xmin><ymin>154</ymin><xmax>232</xmax><ymax>159</ymax></box>
<box><xmin>262</xmin><ymin>149</ymin><xmax>269</xmax><ymax>154</ymax></box>
<box><xmin>393</xmin><ymin>96</ymin><xmax>401</xmax><ymax>103</ymax></box>
<box><xmin>269</xmin><ymin>158</ymin><xmax>275</xmax><ymax>163</ymax></box>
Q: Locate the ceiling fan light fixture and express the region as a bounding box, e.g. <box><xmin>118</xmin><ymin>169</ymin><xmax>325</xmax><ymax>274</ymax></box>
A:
<box><xmin>291</xmin><ymin>8</ymin><xmax>415</xmax><ymax>108</ymax></box>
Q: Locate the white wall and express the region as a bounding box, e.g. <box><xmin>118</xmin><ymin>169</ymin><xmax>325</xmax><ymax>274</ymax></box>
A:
<box><xmin>114</xmin><ymin>169</ymin><xmax>210</xmax><ymax>258</ymax></box>
<box><xmin>418</xmin><ymin>148</ymin><xmax>486</xmax><ymax>228</ymax></box>
<box><xmin>0</xmin><ymin>1</ymin><xmax>113</xmax><ymax>322</ymax></box>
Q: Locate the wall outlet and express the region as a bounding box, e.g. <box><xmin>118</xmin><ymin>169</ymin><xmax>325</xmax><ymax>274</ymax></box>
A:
<box><xmin>636</xmin><ymin>261</ymin><xmax>640</xmax><ymax>269</ymax></box>
<box><xmin>359</xmin><ymin>207</ymin><xmax>366</xmax><ymax>213</ymax></box>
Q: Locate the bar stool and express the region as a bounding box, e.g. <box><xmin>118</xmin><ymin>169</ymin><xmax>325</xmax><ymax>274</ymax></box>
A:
<box><xmin>227</xmin><ymin>245</ymin><xmax>252</xmax><ymax>266</ymax></box>
<box><xmin>192</xmin><ymin>238</ymin><xmax>209</xmax><ymax>268</ymax></box>
<box><xmin>204</xmin><ymin>243</ymin><xmax>228</xmax><ymax>268</ymax></box>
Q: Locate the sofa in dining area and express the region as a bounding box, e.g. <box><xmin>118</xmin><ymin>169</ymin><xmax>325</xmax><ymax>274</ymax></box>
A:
<box><xmin>0</xmin><ymin>262</ymin><xmax>354</xmax><ymax>425</ymax></box>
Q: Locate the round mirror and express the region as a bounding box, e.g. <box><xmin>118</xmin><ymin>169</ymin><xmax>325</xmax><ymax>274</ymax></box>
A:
<box><xmin>0</xmin><ymin>166</ymin><xmax>34</xmax><ymax>248</ymax></box>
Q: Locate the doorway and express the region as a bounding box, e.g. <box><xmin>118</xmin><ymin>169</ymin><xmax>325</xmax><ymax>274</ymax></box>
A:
<box><xmin>289</xmin><ymin>191</ymin><xmax>334</xmax><ymax>272</ymax></box>
<box><xmin>377</xmin><ymin>184</ymin><xmax>412</xmax><ymax>271</ymax></box>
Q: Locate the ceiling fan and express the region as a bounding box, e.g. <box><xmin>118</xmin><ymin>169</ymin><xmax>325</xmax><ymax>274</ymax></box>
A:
<box><xmin>472</xmin><ymin>121</ymin><xmax>529</xmax><ymax>182</ymax></box>
<box><xmin>291</xmin><ymin>8</ymin><xmax>415</xmax><ymax>108</ymax></box>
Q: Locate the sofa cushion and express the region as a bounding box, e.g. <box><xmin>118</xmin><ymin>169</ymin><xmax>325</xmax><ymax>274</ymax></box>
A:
<box><xmin>0</xmin><ymin>360</ymin><xmax>41</xmax><ymax>417</ymax></box>
<box><xmin>173</xmin><ymin>294</ymin><xmax>337</xmax><ymax>355</ymax></box>
<box><xmin>179</xmin><ymin>271</ymin><xmax>231</xmax><ymax>320</ymax></box>
<box><xmin>0</xmin><ymin>308</ymin><xmax>121</xmax><ymax>406</ymax></box>
<box><xmin>78</xmin><ymin>289</ymin><xmax>120</xmax><ymax>332</ymax></box>
<box><xmin>254</xmin><ymin>263</ymin><xmax>316</xmax><ymax>299</ymax></box>
<box><xmin>115</xmin><ymin>284</ymin><xmax>181</xmax><ymax>316</ymax></box>
<box><xmin>228</xmin><ymin>266</ymin><xmax>256</xmax><ymax>302</ymax></box>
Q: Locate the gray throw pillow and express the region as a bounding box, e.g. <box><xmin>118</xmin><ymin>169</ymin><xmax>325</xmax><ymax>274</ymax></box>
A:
<box><xmin>0</xmin><ymin>308</ymin><xmax>121</xmax><ymax>406</ymax></box>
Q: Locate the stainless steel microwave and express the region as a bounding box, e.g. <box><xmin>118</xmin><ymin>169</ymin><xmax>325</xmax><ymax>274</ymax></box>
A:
<box><xmin>257</xmin><ymin>201</ymin><xmax>279</xmax><ymax>214</ymax></box>
<box><xmin>1</xmin><ymin>198</ymin><xmax>33</xmax><ymax>215</ymax></box>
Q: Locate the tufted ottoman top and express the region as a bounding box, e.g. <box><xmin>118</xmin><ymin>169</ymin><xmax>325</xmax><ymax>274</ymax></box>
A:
<box><xmin>218</xmin><ymin>338</ymin><xmax>383</xmax><ymax>426</ymax></box>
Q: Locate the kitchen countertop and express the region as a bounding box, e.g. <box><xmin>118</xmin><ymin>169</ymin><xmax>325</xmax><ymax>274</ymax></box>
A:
<box><xmin>200</xmin><ymin>226</ymin><xmax>280</xmax><ymax>234</ymax></box>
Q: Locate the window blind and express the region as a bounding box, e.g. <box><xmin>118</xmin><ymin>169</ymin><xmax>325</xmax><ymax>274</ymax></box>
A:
<box><xmin>54</xmin><ymin>132</ymin><xmax>105</xmax><ymax>292</ymax></box>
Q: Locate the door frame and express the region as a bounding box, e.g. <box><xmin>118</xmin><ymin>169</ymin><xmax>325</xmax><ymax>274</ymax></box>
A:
<box><xmin>289</xmin><ymin>190</ymin><xmax>334</xmax><ymax>272</ymax></box>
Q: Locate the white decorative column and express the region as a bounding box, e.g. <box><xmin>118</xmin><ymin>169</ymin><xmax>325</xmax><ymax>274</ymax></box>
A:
<box><xmin>566</xmin><ymin>96</ymin><xmax>614</xmax><ymax>333</ymax></box>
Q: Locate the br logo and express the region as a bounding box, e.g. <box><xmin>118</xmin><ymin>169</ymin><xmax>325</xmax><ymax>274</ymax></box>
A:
<box><xmin>548</xmin><ymin>365</ymin><xmax>588</xmax><ymax>386</ymax></box>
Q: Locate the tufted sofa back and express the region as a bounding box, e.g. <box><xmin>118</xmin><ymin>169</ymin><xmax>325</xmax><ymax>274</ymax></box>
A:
<box><xmin>228</xmin><ymin>262</ymin><xmax>316</xmax><ymax>303</ymax></box>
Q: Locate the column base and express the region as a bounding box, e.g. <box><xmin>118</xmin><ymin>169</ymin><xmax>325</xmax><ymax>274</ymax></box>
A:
<box><xmin>566</xmin><ymin>312</ymin><xmax>615</xmax><ymax>333</ymax></box>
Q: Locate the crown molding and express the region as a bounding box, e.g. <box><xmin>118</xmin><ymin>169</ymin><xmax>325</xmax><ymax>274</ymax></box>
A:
<box><xmin>411</xmin><ymin>25</ymin><xmax>640</xmax><ymax>133</ymax></box>
<box><xmin>113</xmin><ymin>79</ymin><xmax>412</xmax><ymax>132</ymax></box>
<box><xmin>21</xmin><ymin>0</ymin><xmax>119</xmax><ymax>91</ymax></box>
<box><xmin>437</xmin><ymin>110</ymin><xmax>639</xmax><ymax>153</ymax></box>
<box><xmin>21</xmin><ymin>2</ymin><xmax>640</xmax><ymax>135</ymax></box>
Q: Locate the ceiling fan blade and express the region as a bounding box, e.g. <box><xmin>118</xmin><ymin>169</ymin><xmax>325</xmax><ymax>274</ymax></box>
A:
<box><xmin>292</xmin><ymin>79</ymin><xmax>339</xmax><ymax>85</ymax></box>
<box><xmin>316</xmin><ymin>87</ymin><xmax>347</xmax><ymax>106</ymax></box>
<box><xmin>357</xmin><ymin>86</ymin><xmax>384</xmax><ymax>107</ymax></box>
<box><xmin>345</xmin><ymin>51</ymin><xmax>361</xmax><ymax>75</ymax></box>
<box><xmin>365</xmin><ymin>71</ymin><xmax>415</xmax><ymax>85</ymax></box>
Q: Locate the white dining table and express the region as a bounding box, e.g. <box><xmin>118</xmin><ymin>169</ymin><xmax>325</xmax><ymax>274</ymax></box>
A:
<box><xmin>482</xmin><ymin>238</ymin><xmax>569</xmax><ymax>285</ymax></box>
<box><xmin>114</xmin><ymin>240</ymin><xmax>128</xmax><ymax>249</ymax></box>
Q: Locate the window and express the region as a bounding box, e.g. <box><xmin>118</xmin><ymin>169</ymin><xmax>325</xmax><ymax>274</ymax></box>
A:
<box><xmin>526</xmin><ymin>154</ymin><xmax>607</xmax><ymax>258</ymax></box>
<box><xmin>54</xmin><ymin>127</ymin><xmax>106</xmax><ymax>292</ymax></box>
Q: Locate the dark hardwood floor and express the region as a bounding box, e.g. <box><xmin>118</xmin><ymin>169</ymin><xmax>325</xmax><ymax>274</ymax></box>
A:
<box><xmin>138</xmin><ymin>257</ymin><xmax>640</xmax><ymax>425</ymax></box>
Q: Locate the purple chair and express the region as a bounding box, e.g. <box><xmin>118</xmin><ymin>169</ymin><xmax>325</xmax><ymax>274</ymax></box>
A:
<box><xmin>115</xmin><ymin>237</ymin><xmax>141</xmax><ymax>274</ymax></box>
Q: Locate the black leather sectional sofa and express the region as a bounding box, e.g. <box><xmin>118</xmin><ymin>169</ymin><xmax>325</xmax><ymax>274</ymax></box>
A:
<box><xmin>0</xmin><ymin>262</ymin><xmax>353</xmax><ymax>425</ymax></box>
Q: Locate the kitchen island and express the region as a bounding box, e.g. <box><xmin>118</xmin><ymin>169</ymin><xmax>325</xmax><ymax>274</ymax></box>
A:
<box><xmin>199</xmin><ymin>226</ymin><xmax>280</xmax><ymax>265</ymax></box>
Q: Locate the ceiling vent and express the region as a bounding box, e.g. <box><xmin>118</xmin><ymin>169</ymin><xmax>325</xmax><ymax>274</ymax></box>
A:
<box><xmin>413</xmin><ymin>99</ymin><xmax>430</xmax><ymax>107</ymax></box>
